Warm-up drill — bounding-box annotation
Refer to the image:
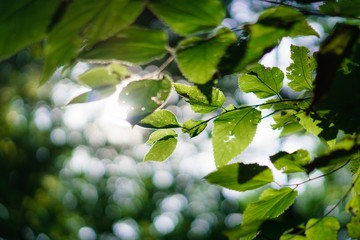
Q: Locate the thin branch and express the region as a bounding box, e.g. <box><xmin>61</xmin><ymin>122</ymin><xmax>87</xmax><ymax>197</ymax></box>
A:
<box><xmin>278</xmin><ymin>160</ymin><xmax>351</xmax><ymax>188</ymax></box>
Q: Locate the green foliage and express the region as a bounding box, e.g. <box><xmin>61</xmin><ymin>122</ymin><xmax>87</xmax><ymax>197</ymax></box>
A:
<box><xmin>205</xmin><ymin>163</ymin><xmax>273</xmax><ymax>191</ymax></box>
<box><xmin>174</xmin><ymin>83</ymin><xmax>226</xmax><ymax>113</ymax></box>
<box><xmin>43</xmin><ymin>0</ymin><xmax>144</xmax><ymax>81</ymax></box>
<box><xmin>212</xmin><ymin>108</ymin><xmax>261</xmax><ymax>167</ymax></box>
<box><xmin>0</xmin><ymin>0</ymin><xmax>60</xmax><ymax>60</ymax></box>
<box><xmin>1</xmin><ymin>0</ymin><xmax>360</xmax><ymax>239</ymax></box>
<box><xmin>144</xmin><ymin>129</ymin><xmax>178</xmax><ymax>162</ymax></box>
<box><xmin>271</xmin><ymin>150</ymin><xmax>310</xmax><ymax>173</ymax></box>
<box><xmin>182</xmin><ymin>119</ymin><xmax>207</xmax><ymax>137</ymax></box>
<box><xmin>119</xmin><ymin>77</ymin><xmax>172</xmax><ymax>125</ymax></box>
<box><xmin>305</xmin><ymin>217</ymin><xmax>340</xmax><ymax>240</ymax></box>
<box><xmin>139</xmin><ymin>109</ymin><xmax>180</xmax><ymax>128</ymax></box>
<box><xmin>287</xmin><ymin>45</ymin><xmax>316</xmax><ymax>92</ymax></box>
<box><xmin>176</xmin><ymin>28</ymin><xmax>236</xmax><ymax>84</ymax></box>
<box><xmin>148</xmin><ymin>0</ymin><xmax>225</xmax><ymax>35</ymax></box>
<box><xmin>239</xmin><ymin>63</ymin><xmax>284</xmax><ymax>98</ymax></box>
<box><xmin>81</xmin><ymin>26</ymin><xmax>168</xmax><ymax>64</ymax></box>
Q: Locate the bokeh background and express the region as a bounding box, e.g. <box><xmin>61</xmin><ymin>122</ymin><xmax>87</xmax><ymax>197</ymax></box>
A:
<box><xmin>0</xmin><ymin>1</ymin><xmax>353</xmax><ymax>239</ymax></box>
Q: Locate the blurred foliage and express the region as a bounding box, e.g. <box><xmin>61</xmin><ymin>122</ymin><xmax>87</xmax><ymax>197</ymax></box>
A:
<box><xmin>0</xmin><ymin>0</ymin><xmax>360</xmax><ymax>240</ymax></box>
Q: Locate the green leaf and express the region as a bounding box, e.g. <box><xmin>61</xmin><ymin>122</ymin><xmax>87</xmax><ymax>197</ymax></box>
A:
<box><xmin>305</xmin><ymin>217</ymin><xmax>340</xmax><ymax>240</ymax></box>
<box><xmin>286</xmin><ymin>45</ymin><xmax>316</xmax><ymax>92</ymax></box>
<box><xmin>346</xmin><ymin>168</ymin><xmax>360</xmax><ymax>238</ymax></box>
<box><xmin>320</xmin><ymin>0</ymin><xmax>360</xmax><ymax>18</ymax></box>
<box><xmin>235</xmin><ymin>6</ymin><xmax>318</xmax><ymax>72</ymax></box>
<box><xmin>176</xmin><ymin>28</ymin><xmax>236</xmax><ymax>84</ymax></box>
<box><xmin>145</xmin><ymin>129</ymin><xmax>178</xmax><ymax>162</ymax></box>
<box><xmin>119</xmin><ymin>77</ymin><xmax>172</xmax><ymax>125</ymax></box>
<box><xmin>205</xmin><ymin>163</ymin><xmax>273</xmax><ymax>192</ymax></box>
<box><xmin>69</xmin><ymin>85</ymin><xmax>116</xmax><ymax>104</ymax></box>
<box><xmin>81</xmin><ymin>26</ymin><xmax>168</xmax><ymax>64</ymax></box>
<box><xmin>239</xmin><ymin>64</ymin><xmax>284</xmax><ymax>98</ymax></box>
<box><xmin>225</xmin><ymin>220</ymin><xmax>263</xmax><ymax>240</ymax></box>
<box><xmin>148</xmin><ymin>0</ymin><xmax>225</xmax><ymax>36</ymax></box>
<box><xmin>78</xmin><ymin>66</ymin><xmax>127</xmax><ymax>88</ymax></box>
<box><xmin>270</xmin><ymin>150</ymin><xmax>310</xmax><ymax>173</ymax></box>
<box><xmin>271</xmin><ymin>110</ymin><xmax>298</xmax><ymax>130</ymax></box>
<box><xmin>280</xmin><ymin>122</ymin><xmax>304</xmax><ymax>137</ymax></box>
<box><xmin>138</xmin><ymin>110</ymin><xmax>180</xmax><ymax>129</ymax></box>
<box><xmin>280</xmin><ymin>234</ymin><xmax>307</xmax><ymax>240</ymax></box>
<box><xmin>243</xmin><ymin>187</ymin><xmax>298</xmax><ymax>223</ymax></box>
<box><xmin>174</xmin><ymin>83</ymin><xmax>226</xmax><ymax>113</ymax></box>
<box><xmin>147</xmin><ymin>129</ymin><xmax>178</xmax><ymax>145</ymax></box>
<box><xmin>0</xmin><ymin>0</ymin><xmax>60</xmax><ymax>60</ymax></box>
<box><xmin>310</xmin><ymin>23</ymin><xmax>359</xmax><ymax>109</ymax></box>
<box><xmin>298</xmin><ymin>112</ymin><xmax>322</xmax><ymax>136</ymax></box>
<box><xmin>213</xmin><ymin>108</ymin><xmax>261</xmax><ymax>167</ymax></box>
<box><xmin>43</xmin><ymin>0</ymin><xmax>144</xmax><ymax>82</ymax></box>
<box><xmin>182</xmin><ymin>120</ymin><xmax>207</xmax><ymax>138</ymax></box>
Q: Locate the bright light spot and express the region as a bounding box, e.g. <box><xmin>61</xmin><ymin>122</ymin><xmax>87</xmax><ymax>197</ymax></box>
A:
<box><xmin>189</xmin><ymin>218</ymin><xmax>210</xmax><ymax>236</ymax></box>
<box><xmin>161</xmin><ymin>194</ymin><xmax>188</xmax><ymax>213</ymax></box>
<box><xmin>50</xmin><ymin>128</ymin><xmax>66</xmax><ymax>145</ymax></box>
<box><xmin>34</xmin><ymin>107</ymin><xmax>52</xmax><ymax>130</ymax></box>
<box><xmin>225</xmin><ymin>213</ymin><xmax>242</xmax><ymax>228</ymax></box>
<box><xmin>154</xmin><ymin>212</ymin><xmax>178</xmax><ymax>234</ymax></box>
<box><xmin>78</xmin><ymin>226</ymin><xmax>96</xmax><ymax>240</ymax></box>
<box><xmin>113</xmin><ymin>219</ymin><xmax>139</xmax><ymax>240</ymax></box>
<box><xmin>152</xmin><ymin>170</ymin><xmax>174</xmax><ymax>189</ymax></box>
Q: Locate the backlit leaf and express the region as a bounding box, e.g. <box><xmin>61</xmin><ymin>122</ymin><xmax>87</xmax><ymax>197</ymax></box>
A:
<box><xmin>205</xmin><ymin>163</ymin><xmax>273</xmax><ymax>192</ymax></box>
<box><xmin>270</xmin><ymin>150</ymin><xmax>310</xmax><ymax>173</ymax></box>
<box><xmin>176</xmin><ymin>28</ymin><xmax>236</xmax><ymax>84</ymax></box>
<box><xmin>0</xmin><ymin>0</ymin><xmax>60</xmax><ymax>60</ymax></box>
<box><xmin>139</xmin><ymin>110</ymin><xmax>180</xmax><ymax>129</ymax></box>
<box><xmin>43</xmin><ymin>0</ymin><xmax>144</xmax><ymax>82</ymax></box>
<box><xmin>182</xmin><ymin>120</ymin><xmax>207</xmax><ymax>138</ymax></box>
<box><xmin>239</xmin><ymin>64</ymin><xmax>284</xmax><ymax>98</ymax></box>
<box><xmin>145</xmin><ymin>129</ymin><xmax>177</xmax><ymax>162</ymax></box>
<box><xmin>234</xmin><ymin>6</ymin><xmax>318</xmax><ymax>72</ymax></box>
<box><xmin>174</xmin><ymin>83</ymin><xmax>226</xmax><ymax>113</ymax></box>
<box><xmin>213</xmin><ymin>108</ymin><xmax>261</xmax><ymax>167</ymax></box>
<box><xmin>119</xmin><ymin>77</ymin><xmax>172</xmax><ymax>125</ymax></box>
<box><xmin>287</xmin><ymin>45</ymin><xmax>316</xmax><ymax>92</ymax></box>
<box><xmin>225</xmin><ymin>220</ymin><xmax>263</xmax><ymax>240</ymax></box>
<box><xmin>78</xmin><ymin>66</ymin><xmax>127</xmax><ymax>88</ymax></box>
<box><xmin>305</xmin><ymin>217</ymin><xmax>340</xmax><ymax>240</ymax></box>
<box><xmin>81</xmin><ymin>26</ymin><xmax>168</xmax><ymax>64</ymax></box>
<box><xmin>69</xmin><ymin>86</ymin><xmax>116</xmax><ymax>104</ymax></box>
<box><xmin>148</xmin><ymin>0</ymin><xmax>225</xmax><ymax>36</ymax></box>
<box><xmin>243</xmin><ymin>187</ymin><xmax>298</xmax><ymax>223</ymax></box>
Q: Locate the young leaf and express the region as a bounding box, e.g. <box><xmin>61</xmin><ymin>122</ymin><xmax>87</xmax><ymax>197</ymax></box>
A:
<box><xmin>69</xmin><ymin>86</ymin><xmax>116</xmax><ymax>104</ymax></box>
<box><xmin>119</xmin><ymin>77</ymin><xmax>172</xmax><ymax>125</ymax></box>
<box><xmin>78</xmin><ymin>66</ymin><xmax>125</xmax><ymax>88</ymax></box>
<box><xmin>287</xmin><ymin>45</ymin><xmax>316</xmax><ymax>92</ymax></box>
<box><xmin>0</xmin><ymin>1</ymin><xmax>60</xmax><ymax>60</ymax></box>
<box><xmin>205</xmin><ymin>163</ymin><xmax>273</xmax><ymax>192</ymax></box>
<box><xmin>270</xmin><ymin>150</ymin><xmax>310</xmax><ymax>173</ymax></box>
<box><xmin>243</xmin><ymin>187</ymin><xmax>298</xmax><ymax>223</ymax></box>
<box><xmin>239</xmin><ymin>64</ymin><xmax>284</xmax><ymax>99</ymax></box>
<box><xmin>148</xmin><ymin>0</ymin><xmax>225</xmax><ymax>36</ymax></box>
<box><xmin>305</xmin><ymin>217</ymin><xmax>340</xmax><ymax>240</ymax></box>
<box><xmin>234</xmin><ymin>6</ymin><xmax>318</xmax><ymax>72</ymax></box>
<box><xmin>297</xmin><ymin>112</ymin><xmax>322</xmax><ymax>136</ymax></box>
<box><xmin>212</xmin><ymin>108</ymin><xmax>261</xmax><ymax>167</ymax></box>
<box><xmin>182</xmin><ymin>120</ymin><xmax>207</xmax><ymax>138</ymax></box>
<box><xmin>271</xmin><ymin>110</ymin><xmax>298</xmax><ymax>130</ymax></box>
<box><xmin>174</xmin><ymin>83</ymin><xmax>226</xmax><ymax>113</ymax></box>
<box><xmin>81</xmin><ymin>26</ymin><xmax>168</xmax><ymax>64</ymax></box>
<box><xmin>145</xmin><ymin>129</ymin><xmax>177</xmax><ymax>162</ymax></box>
<box><xmin>176</xmin><ymin>28</ymin><xmax>236</xmax><ymax>84</ymax></box>
<box><xmin>43</xmin><ymin>0</ymin><xmax>144</xmax><ymax>82</ymax></box>
<box><xmin>346</xmin><ymin>168</ymin><xmax>360</xmax><ymax>238</ymax></box>
<box><xmin>138</xmin><ymin>110</ymin><xmax>180</xmax><ymax>129</ymax></box>
<box><xmin>225</xmin><ymin>220</ymin><xmax>263</xmax><ymax>240</ymax></box>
